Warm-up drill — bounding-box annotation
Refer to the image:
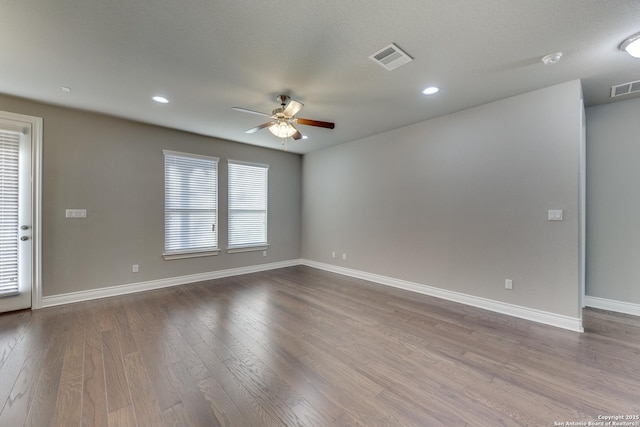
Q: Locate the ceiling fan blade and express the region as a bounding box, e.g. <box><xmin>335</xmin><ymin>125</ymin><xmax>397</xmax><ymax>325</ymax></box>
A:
<box><xmin>295</xmin><ymin>118</ymin><xmax>335</xmax><ymax>129</ymax></box>
<box><xmin>292</xmin><ymin>129</ymin><xmax>303</xmax><ymax>140</ymax></box>
<box><xmin>232</xmin><ymin>107</ymin><xmax>272</xmax><ymax>117</ymax></box>
<box><xmin>245</xmin><ymin>122</ymin><xmax>275</xmax><ymax>134</ymax></box>
<box><xmin>283</xmin><ymin>100</ymin><xmax>304</xmax><ymax>117</ymax></box>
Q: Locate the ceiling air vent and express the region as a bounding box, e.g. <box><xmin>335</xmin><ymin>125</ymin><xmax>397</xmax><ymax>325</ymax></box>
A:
<box><xmin>611</xmin><ymin>79</ymin><xmax>640</xmax><ymax>98</ymax></box>
<box><xmin>369</xmin><ymin>43</ymin><xmax>413</xmax><ymax>71</ymax></box>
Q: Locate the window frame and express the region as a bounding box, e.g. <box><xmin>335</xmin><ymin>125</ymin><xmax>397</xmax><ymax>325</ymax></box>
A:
<box><xmin>227</xmin><ymin>159</ymin><xmax>269</xmax><ymax>253</ymax></box>
<box><xmin>163</xmin><ymin>150</ymin><xmax>220</xmax><ymax>260</ymax></box>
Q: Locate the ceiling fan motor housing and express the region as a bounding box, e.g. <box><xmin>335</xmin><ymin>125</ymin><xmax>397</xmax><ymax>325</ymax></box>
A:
<box><xmin>276</xmin><ymin>95</ymin><xmax>290</xmax><ymax>106</ymax></box>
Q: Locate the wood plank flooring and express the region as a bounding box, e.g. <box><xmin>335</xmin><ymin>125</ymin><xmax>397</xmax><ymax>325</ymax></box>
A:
<box><xmin>0</xmin><ymin>265</ymin><xmax>639</xmax><ymax>426</ymax></box>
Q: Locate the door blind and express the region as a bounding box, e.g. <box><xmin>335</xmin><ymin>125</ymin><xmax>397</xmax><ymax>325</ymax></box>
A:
<box><xmin>0</xmin><ymin>130</ymin><xmax>20</xmax><ymax>297</ymax></box>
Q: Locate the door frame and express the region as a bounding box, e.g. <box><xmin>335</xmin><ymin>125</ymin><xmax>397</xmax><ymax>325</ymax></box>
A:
<box><xmin>0</xmin><ymin>110</ymin><xmax>42</xmax><ymax>310</ymax></box>
<box><xmin>579</xmin><ymin>100</ymin><xmax>586</xmax><ymax>311</ymax></box>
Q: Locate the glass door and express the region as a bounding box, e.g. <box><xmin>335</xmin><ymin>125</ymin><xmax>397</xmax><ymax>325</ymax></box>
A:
<box><xmin>0</xmin><ymin>118</ymin><xmax>32</xmax><ymax>312</ymax></box>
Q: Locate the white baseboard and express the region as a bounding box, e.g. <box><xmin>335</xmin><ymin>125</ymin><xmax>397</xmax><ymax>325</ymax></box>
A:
<box><xmin>584</xmin><ymin>295</ymin><xmax>640</xmax><ymax>317</ymax></box>
<box><xmin>301</xmin><ymin>259</ymin><xmax>584</xmax><ymax>333</ymax></box>
<box><xmin>39</xmin><ymin>259</ymin><xmax>302</xmax><ymax>308</ymax></box>
<box><xmin>38</xmin><ymin>258</ymin><xmax>586</xmax><ymax>333</ymax></box>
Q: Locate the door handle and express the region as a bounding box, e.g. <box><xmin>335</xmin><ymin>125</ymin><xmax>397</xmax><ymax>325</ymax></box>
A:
<box><xmin>20</xmin><ymin>236</ymin><xmax>29</xmax><ymax>241</ymax></box>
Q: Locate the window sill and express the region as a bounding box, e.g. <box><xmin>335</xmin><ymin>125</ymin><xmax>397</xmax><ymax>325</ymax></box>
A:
<box><xmin>226</xmin><ymin>244</ymin><xmax>269</xmax><ymax>254</ymax></box>
<box><xmin>163</xmin><ymin>249</ymin><xmax>220</xmax><ymax>260</ymax></box>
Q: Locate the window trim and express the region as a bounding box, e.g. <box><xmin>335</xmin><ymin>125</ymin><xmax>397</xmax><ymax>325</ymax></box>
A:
<box><xmin>226</xmin><ymin>244</ymin><xmax>269</xmax><ymax>254</ymax></box>
<box><xmin>227</xmin><ymin>159</ymin><xmax>269</xmax><ymax>252</ymax></box>
<box><xmin>163</xmin><ymin>150</ymin><xmax>219</xmax><ymax>260</ymax></box>
<box><xmin>163</xmin><ymin>248</ymin><xmax>220</xmax><ymax>260</ymax></box>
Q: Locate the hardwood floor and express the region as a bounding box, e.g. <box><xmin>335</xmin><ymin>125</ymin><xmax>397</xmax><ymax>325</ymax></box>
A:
<box><xmin>0</xmin><ymin>266</ymin><xmax>639</xmax><ymax>426</ymax></box>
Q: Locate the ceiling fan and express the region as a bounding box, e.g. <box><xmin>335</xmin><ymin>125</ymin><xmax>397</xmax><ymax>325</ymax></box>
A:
<box><xmin>233</xmin><ymin>95</ymin><xmax>335</xmax><ymax>146</ymax></box>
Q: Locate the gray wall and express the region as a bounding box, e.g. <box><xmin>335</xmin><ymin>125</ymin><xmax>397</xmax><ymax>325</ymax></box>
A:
<box><xmin>586</xmin><ymin>97</ymin><xmax>640</xmax><ymax>304</ymax></box>
<box><xmin>302</xmin><ymin>80</ymin><xmax>583</xmax><ymax>317</ymax></box>
<box><xmin>0</xmin><ymin>94</ymin><xmax>302</xmax><ymax>297</ymax></box>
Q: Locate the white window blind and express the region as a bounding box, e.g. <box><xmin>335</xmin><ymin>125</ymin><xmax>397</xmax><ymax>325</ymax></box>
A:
<box><xmin>228</xmin><ymin>161</ymin><xmax>268</xmax><ymax>248</ymax></box>
<box><xmin>0</xmin><ymin>130</ymin><xmax>20</xmax><ymax>297</ymax></box>
<box><xmin>164</xmin><ymin>150</ymin><xmax>219</xmax><ymax>256</ymax></box>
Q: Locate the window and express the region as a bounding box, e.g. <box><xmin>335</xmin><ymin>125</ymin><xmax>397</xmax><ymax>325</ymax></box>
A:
<box><xmin>228</xmin><ymin>160</ymin><xmax>269</xmax><ymax>252</ymax></box>
<box><xmin>163</xmin><ymin>150</ymin><xmax>219</xmax><ymax>259</ymax></box>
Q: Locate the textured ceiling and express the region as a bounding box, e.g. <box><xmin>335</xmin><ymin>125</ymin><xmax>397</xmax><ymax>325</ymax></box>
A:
<box><xmin>1</xmin><ymin>0</ymin><xmax>639</xmax><ymax>153</ymax></box>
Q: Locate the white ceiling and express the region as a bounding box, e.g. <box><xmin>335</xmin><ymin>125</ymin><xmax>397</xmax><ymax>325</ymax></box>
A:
<box><xmin>2</xmin><ymin>0</ymin><xmax>640</xmax><ymax>154</ymax></box>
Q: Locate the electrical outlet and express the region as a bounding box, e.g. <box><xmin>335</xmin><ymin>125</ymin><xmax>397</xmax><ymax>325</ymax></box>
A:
<box><xmin>505</xmin><ymin>279</ymin><xmax>513</xmax><ymax>290</ymax></box>
<box><xmin>331</xmin><ymin>251</ymin><xmax>336</xmax><ymax>258</ymax></box>
<box><xmin>132</xmin><ymin>264</ymin><xmax>139</xmax><ymax>273</ymax></box>
<box><xmin>342</xmin><ymin>253</ymin><xmax>347</xmax><ymax>261</ymax></box>
<box><xmin>262</xmin><ymin>251</ymin><xmax>267</xmax><ymax>257</ymax></box>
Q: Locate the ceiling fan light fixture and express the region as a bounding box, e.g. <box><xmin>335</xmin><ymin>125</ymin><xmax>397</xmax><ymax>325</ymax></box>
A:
<box><xmin>269</xmin><ymin>121</ymin><xmax>297</xmax><ymax>138</ymax></box>
<box><xmin>620</xmin><ymin>32</ymin><xmax>640</xmax><ymax>58</ymax></box>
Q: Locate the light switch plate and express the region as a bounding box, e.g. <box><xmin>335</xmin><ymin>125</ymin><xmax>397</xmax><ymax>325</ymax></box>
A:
<box><xmin>66</xmin><ymin>209</ymin><xmax>87</xmax><ymax>218</ymax></box>
<box><xmin>548</xmin><ymin>210</ymin><xmax>563</xmax><ymax>221</ymax></box>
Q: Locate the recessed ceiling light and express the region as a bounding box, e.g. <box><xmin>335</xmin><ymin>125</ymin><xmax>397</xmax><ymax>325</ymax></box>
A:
<box><xmin>422</xmin><ymin>86</ymin><xmax>439</xmax><ymax>95</ymax></box>
<box><xmin>541</xmin><ymin>52</ymin><xmax>563</xmax><ymax>65</ymax></box>
<box><xmin>61</xmin><ymin>86</ymin><xmax>71</xmax><ymax>93</ymax></box>
<box><xmin>152</xmin><ymin>96</ymin><xmax>169</xmax><ymax>104</ymax></box>
<box><xmin>620</xmin><ymin>32</ymin><xmax>640</xmax><ymax>58</ymax></box>
<box><xmin>302</xmin><ymin>135</ymin><xmax>309</xmax><ymax>140</ymax></box>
